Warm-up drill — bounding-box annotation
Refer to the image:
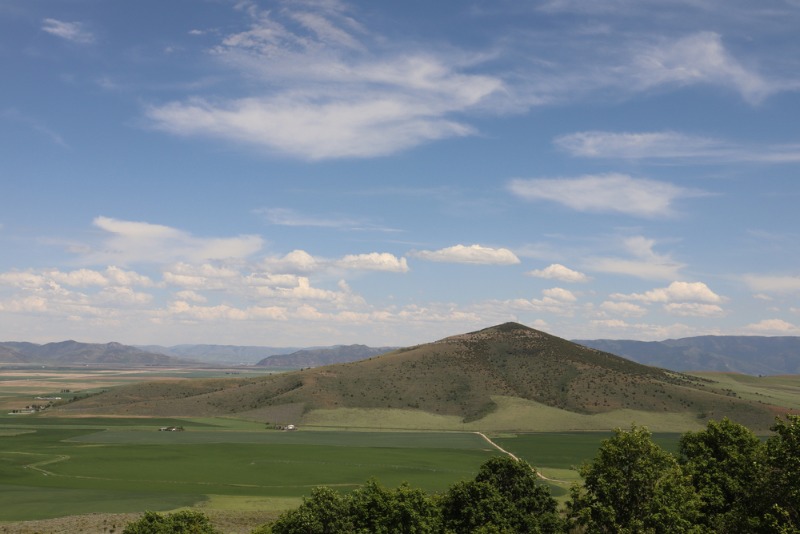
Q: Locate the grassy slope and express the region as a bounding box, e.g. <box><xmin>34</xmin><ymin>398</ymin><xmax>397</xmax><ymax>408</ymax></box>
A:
<box><xmin>54</xmin><ymin>323</ymin><xmax>792</xmax><ymax>431</ymax></box>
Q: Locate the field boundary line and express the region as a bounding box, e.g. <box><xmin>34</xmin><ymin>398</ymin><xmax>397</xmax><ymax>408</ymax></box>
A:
<box><xmin>474</xmin><ymin>432</ymin><xmax>570</xmax><ymax>484</ymax></box>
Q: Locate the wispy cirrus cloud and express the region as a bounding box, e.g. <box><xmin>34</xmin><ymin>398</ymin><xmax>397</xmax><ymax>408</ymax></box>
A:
<box><xmin>146</xmin><ymin>1</ymin><xmax>502</xmax><ymax>160</ymax></box>
<box><xmin>624</xmin><ymin>32</ymin><xmax>773</xmax><ymax>104</ymax></box>
<box><xmin>41</xmin><ymin>18</ymin><xmax>94</xmax><ymax>44</ymax></box>
<box><xmin>583</xmin><ymin>236</ymin><xmax>685</xmax><ymax>280</ymax></box>
<box><xmin>81</xmin><ymin>216</ymin><xmax>264</xmax><ymax>266</ymax></box>
<box><xmin>508</xmin><ymin>174</ymin><xmax>698</xmax><ymax>218</ymax></box>
<box><xmin>410</xmin><ymin>244</ymin><xmax>520</xmax><ymax>265</ymax></box>
<box><xmin>257</xmin><ymin>207</ymin><xmax>399</xmax><ymax>232</ymax></box>
<box><xmin>741</xmin><ymin>274</ymin><xmax>800</xmax><ymax>293</ymax></box>
<box><xmin>556</xmin><ymin>130</ymin><xmax>800</xmax><ymax>163</ymax></box>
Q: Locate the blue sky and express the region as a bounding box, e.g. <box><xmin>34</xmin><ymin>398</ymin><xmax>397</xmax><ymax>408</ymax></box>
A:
<box><xmin>1</xmin><ymin>0</ymin><xmax>799</xmax><ymax>347</ymax></box>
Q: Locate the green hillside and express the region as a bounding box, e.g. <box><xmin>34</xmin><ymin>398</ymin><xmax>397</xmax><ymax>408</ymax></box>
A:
<box><xmin>55</xmin><ymin>323</ymin><xmax>792</xmax><ymax>430</ymax></box>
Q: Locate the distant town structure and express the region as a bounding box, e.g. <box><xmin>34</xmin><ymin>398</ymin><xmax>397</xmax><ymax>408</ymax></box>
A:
<box><xmin>158</xmin><ymin>426</ymin><xmax>185</xmax><ymax>432</ymax></box>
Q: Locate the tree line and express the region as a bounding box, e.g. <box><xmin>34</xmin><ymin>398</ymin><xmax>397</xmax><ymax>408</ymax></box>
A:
<box><xmin>124</xmin><ymin>415</ymin><xmax>799</xmax><ymax>533</ymax></box>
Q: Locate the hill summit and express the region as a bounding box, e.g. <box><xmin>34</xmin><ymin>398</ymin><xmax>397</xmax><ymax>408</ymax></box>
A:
<box><xmin>57</xmin><ymin>322</ymin><xmax>786</xmax><ymax>429</ymax></box>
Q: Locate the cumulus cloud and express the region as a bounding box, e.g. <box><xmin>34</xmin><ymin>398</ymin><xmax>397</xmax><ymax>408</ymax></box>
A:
<box><xmin>83</xmin><ymin>216</ymin><xmax>263</xmax><ymax>265</ymax></box>
<box><xmin>335</xmin><ymin>253</ymin><xmax>409</xmax><ymax>273</ymax></box>
<box><xmin>585</xmin><ymin>236</ymin><xmax>685</xmax><ymax>280</ymax></box>
<box><xmin>42</xmin><ymin>18</ymin><xmax>94</xmax><ymax>44</ymax></box>
<box><xmin>612</xmin><ymin>281</ymin><xmax>723</xmax><ymax>304</ymax></box>
<box><xmin>508</xmin><ymin>174</ymin><xmax>693</xmax><ymax>218</ymax></box>
<box><xmin>599</xmin><ymin>301</ymin><xmax>647</xmax><ymax>317</ymax></box>
<box><xmin>262</xmin><ymin>249</ymin><xmax>408</xmax><ymax>274</ymax></box>
<box><xmin>410</xmin><ymin>244</ymin><xmax>520</xmax><ymax>265</ymax></box>
<box><xmin>146</xmin><ymin>2</ymin><xmax>502</xmax><ymax>159</ymax></box>
<box><xmin>502</xmin><ymin>287</ymin><xmax>579</xmax><ymax>316</ymax></box>
<box><xmin>527</xmin><ymin>263</ymin><xmax>588</xmax><ymax>282</ymax></box>
<box><xmin>745</xmin><ymin>318</ymin><xmax>800</xmax><ymax>334</ymax></box>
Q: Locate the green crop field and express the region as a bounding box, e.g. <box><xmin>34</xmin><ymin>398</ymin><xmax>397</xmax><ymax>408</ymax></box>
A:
<box><xmin>0</xmin><ymin>418</ymin><xmax>501</xmax><ymax>523</ymax></box>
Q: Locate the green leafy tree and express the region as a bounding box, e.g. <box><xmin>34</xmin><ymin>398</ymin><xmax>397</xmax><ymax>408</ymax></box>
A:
<box><xmin>441</xmin><ymin>456</ymin><xmax>562</xmax><ymax>533</ymax></box>
<box><xmin>122</xmin><ymin>510</ymin><xmax>219</xmax><ymax>534</ymax></box>
<box><xmin>763</xmin><ymin>415</ymin><xmax>800</xmax><ymax>533</ymax></box>
<box><xmin>349</xmin><ymin>479</ymin><xmax>441</xmax><ymax>533</ymax></box>
<box><xmin>568</xmin><ymin>425</ymin><xmax>702</xmax><ymax>533</ymax></box>
<box><xmin>267</xmin><ymin>486</ymin><xmax>352</xmax><ymax>534</ymax></box>
<box><xmin>679</xmin><ymin>418</ymin><xmax>764</xmax><ymax>532</ymax></box>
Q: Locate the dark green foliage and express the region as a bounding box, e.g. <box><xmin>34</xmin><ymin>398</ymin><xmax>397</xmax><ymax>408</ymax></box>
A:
<box><xmin>440</xmin><ymin>457</ymin><xmax>562</xmax><ymax>533</ymax></box>
<box><xmin>679</xmin><ymin>418</ymin><xmax>764</xmax><ymax>532</ymax></box>
<box><xmin>122</xmin><ymin>510</ymin><xmax>219</xmax><ymax>534</ymax></box>
<box><xmin>763</xmin><ymin>415</ymin><xmax>800</xmax><ymax>532</ymax></box>
<box><xmin>267</xmin><ymin>480</ymin><xmax>440</xmax><ymax>534</ymax></box>
<box><xmin>567</xmin><ymin>425</ymin><xmax>702</xmax><ymax>533</ymax></box>
<box><xmin>266</xmin><ymin>456</ymin><xmax>559</xmax><ymax>534</ymax></box>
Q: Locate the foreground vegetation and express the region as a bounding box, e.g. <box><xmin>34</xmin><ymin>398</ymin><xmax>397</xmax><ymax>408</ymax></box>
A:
<box><xmin>122</xmin><ymin>416</ymin><xmax>799</xmax><ymax>533</ymax></box>
<box><xmin>125</xmin><ymin>416</ymin><xmax>800</xmax><ymax>534</ymax></box>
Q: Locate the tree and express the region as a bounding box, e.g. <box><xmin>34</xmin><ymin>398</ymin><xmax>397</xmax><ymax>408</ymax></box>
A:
<box><xmin>122</xmin><ymin>510</ymin><xmax>219</xmax><ymax>534</ymax></box>
<box><xmin>348</xmin><ymin>479</ymin><xmax>441</xmax><ymax>533</ymax></box>
<box><xmin>678</xmin><ymin>418</ymin><xmax>764</xmax><ymax>532</ymax></box>
<box><xmin>266</xmin><ymin>486</ymin><xmax>352</xmax><ymax>534</ymax></box>
<box><xmin>568</xmin><ymin>425</ymin><xmax>702</xmax><ymax>533</ymax></box>
<box><xmin>441</xmin><ymin>456</ymin><xmax>562</xmax><ymax>533</ymax></box>
<box><xmin>763</xmin><ymin>415</ymin><xmax>800</xmax><ymax>533</ymax></box>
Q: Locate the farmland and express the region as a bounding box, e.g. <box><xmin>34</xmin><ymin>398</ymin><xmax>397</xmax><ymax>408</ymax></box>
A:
<box><xmin>1</xmin><ymin>362</ymin><xmax>798</xmax><ymax>532</ymax></box>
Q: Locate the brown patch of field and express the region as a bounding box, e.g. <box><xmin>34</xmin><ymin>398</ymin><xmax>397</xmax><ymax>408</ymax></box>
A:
<box><xmin>0</xmin><ymin>510</ymin><xmax>279</xmax><ymax>534</ymax></box>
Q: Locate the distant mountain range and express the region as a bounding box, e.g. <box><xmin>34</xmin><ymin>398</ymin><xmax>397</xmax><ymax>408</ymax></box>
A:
<box><xmin>0</xmin><ymin>340</ymin><xmax>189</xmax><ymax>367</ymax></box>
<box><xmin>574</xmin><ymin>336</ymin><xmax>800</xmax><ymax>375</ymax></box>
<box><xmin>138</xmin><ymin>344</ymin><xmax>301</xmax><ymax>365</ymax></box>
<box><xmin>254</xmin><ymin>344</ymin><xmax>399</xmax><ymax>368</ymax></box>
<box><xmin>4</xmin><ymin>335</ymin><xmax>799</xmax><ymax>375</ymax></box>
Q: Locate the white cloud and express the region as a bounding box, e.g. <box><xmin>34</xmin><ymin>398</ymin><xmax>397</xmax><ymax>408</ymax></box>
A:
<box><xmin>585</xmin><ymin>236</ymin><xmax>685</xmax><ymax>280</ymax></box>
<box><xmin>262</xmin><ymin>249</ymin><xmax>409</xmax><ymax>274</ymax></box>
<box><xmin>41</xmin><ymin>18</ymin><xmax>94</xmax><ymax>44</ymax></box>
<box><xmin>745</xmin><ymin>318</ymin><xmax>800</xmax><ymax>334</ymax></box>
<box><xmin>742</xmin><ymin>274</ymin><xmax>800</xmax><ymax>293</ymax></box>
<box><xmin>626</xmin><ymin>32</ymin><xmax>772</xmax><ymax>104</ymax></box>
<box><xmin>613</xmin><ymin>281</ymin><xmax>723</xmax><ymax>303</ymax></box>
<box><xmin>542</xmin><ymin>287</ymin><xmax>577</xmax><ymax>302</ymax></box>
<box><xmin>555</xmin><ymin>130</ymin><xmax>800</xmax><ymax>163</ymax></box>
<box><xmin>508</xmin><ymin>174</ymin><xmax>692</xmax><ymax>218</ymax></box>
<box><xmin>555</xmin><ymin>131</ymin><xmax>725</xmax><ymax>160</ymax></box>
<box><xmin>335</xmin><ymin>253</ymin><xmax>409</xmax><ymax>273</ymax></box>
<box><xmin>262</xmin><ymin>250</ymin><xmax>321</xmax><ymax>274</ymax></box>
<box><xmin>664</xmin><ymin>302</ymin><xmax>724</xmax><ymax>317</ymax></box>
<box><xmin>599</xmin><ymin>301</ymin><xmax>647</xmax><ymax>317</ymax></box>
<box><xmin>526</xmin><ymin>263</ymin><xmax>588</xmax><ymax>282</ymax></box>
<box><xmin>84</xmin><ymin>216</ymin><xmax>263</xmax><ymax>265</ymax></box>
<box><xmin>411</xmin><ymin>244</ymin><xmax>520</xmax><ymax>265</ymax></box>
<box><xmin>257</xmin><ymin>207</ymin><xmax>397</xmax><ymax>232</ymax></box>
<box><xmin>146</xmin><ymin>3</ymin><xmax>502</xmax><ymax>159</ymax></box>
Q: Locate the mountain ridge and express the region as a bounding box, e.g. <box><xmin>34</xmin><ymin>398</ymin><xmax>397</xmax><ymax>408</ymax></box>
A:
<box><xmin>575</xmin><ymin>335</ymin><xmax>800</xmax><ymax>375</ymax></box>
<box><xmin>55</xmin><ymin>322</ymin><xmax>790</xmax><ymax>430</ymax></box>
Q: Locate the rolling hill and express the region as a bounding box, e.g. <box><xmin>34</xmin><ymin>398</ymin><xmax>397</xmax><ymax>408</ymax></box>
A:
<box><xmin>0</xmin><ymin>340</ymin><xmax>190</xmax><ymax>367</ymax></box>
<box><xmin>54</xmin><ymin>323</ymin><xmax>792</xmax><ymax>430</ymax></box>
<box><xmin>575</xmin><ymin>335</ymin><xmax>800</xmax><ymax>375</ymax></box>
